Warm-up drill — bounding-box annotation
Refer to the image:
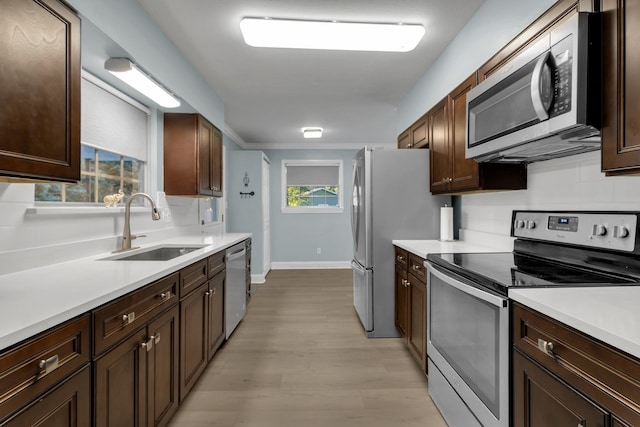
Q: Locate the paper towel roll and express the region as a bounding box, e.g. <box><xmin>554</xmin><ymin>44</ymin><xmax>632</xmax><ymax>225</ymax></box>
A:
<box><xmin>440</xmin><ymin>205</ymin><xmax>454</xmax><ymax>241</ymax></box>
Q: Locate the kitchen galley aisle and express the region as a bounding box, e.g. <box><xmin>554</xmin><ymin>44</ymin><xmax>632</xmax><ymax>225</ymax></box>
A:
<box><xmin>169</xmin><ymin>269</ymin><xmax>446</xmax><ymax>427</ymax></box>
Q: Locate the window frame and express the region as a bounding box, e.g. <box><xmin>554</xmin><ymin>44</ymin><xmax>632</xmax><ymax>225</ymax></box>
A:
<box><xmin>281</xmin><ymin>159</ymin><xmax>344</xmax><ymax>214</ymax></box>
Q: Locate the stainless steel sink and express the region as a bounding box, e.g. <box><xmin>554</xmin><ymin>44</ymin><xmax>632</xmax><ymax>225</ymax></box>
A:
<box><xmin>102</xmin><ymin>245</ymin><xmax>206</xmax><ymax>261</ymax></box>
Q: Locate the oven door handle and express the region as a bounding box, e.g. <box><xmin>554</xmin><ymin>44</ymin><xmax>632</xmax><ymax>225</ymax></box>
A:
<box><xmin>425</xmin><ymin>261</ymin><xmax>508</xmax><ymax>308</ymax></box>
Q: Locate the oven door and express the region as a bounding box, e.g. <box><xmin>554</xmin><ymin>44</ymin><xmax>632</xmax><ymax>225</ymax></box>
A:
<box><xmin>426</xmin><ymin>262</ymin><xmax>509</xmax><ymax>427</ymax></box>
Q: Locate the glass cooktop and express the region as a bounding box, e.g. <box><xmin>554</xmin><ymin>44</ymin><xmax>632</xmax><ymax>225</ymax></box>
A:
<box><xmin>427</xmin><ymin>252</ymin><xmax>638</xmax><ymax>295</ymax></box>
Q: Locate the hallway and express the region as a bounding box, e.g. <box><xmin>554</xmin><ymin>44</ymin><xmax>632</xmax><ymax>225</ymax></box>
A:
<box><xmin>168</xmin><ymin>269</ymin><xmax>447</xmax><ymax>427</ymax></box>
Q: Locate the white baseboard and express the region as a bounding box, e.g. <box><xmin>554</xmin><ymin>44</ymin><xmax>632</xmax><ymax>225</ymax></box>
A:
<box><xmin>270</xmin><ymin>261</ymin><xmax>351</xmax><ymax>270</ymax></box>
<box><xmin>251</xmin><ymin>273</ymin><xmax>266</xmax><ymax>284</ymax></box>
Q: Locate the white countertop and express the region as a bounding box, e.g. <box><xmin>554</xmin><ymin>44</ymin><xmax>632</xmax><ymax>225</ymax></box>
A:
<box><xmin>510</xmin><ymin>287</ymin><xmax>640</xmax><ymax>359</ymax></box>
<box><xmin>0</xmin><ymin>233</ymin><xmax>250</xmax><ymax>351</ymax></box>
<box><xmin>392</xmin><ymin>239</ymin><xmax>504</xmax><ymax>258</ymax></box>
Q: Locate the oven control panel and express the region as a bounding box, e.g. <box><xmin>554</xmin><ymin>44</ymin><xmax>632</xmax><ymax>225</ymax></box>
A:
<box><xmin>512</xmin><ymin>211</ymin><xmax>638</xmax><ymax>252</ymax></box>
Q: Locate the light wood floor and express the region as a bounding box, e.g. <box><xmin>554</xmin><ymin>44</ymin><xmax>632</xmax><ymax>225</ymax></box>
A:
<box><xmin>168</xmin><ymin>269</ymin><xmax>448</xmax><ymax>427</ymax></box>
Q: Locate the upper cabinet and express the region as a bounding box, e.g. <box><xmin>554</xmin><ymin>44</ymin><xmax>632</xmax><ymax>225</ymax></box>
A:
<box><xmin>0</xmin><ymin>0</ymin><xmax>81</xmax><ymax>182</ymax></box>
<box><xmin>164</xmin><ymin>113</ymin><xmax>223</xmax><ymax>197</ymax></box>
<box><xmin>397</xmin><ymin>114</ymin><xmax>428</xmax><ymax>149</ymax></box>
<box><xmin>600</xmin><ymin>0</ymin><xmax>640</xmax><ymax>175</ymax></box>
<box><xmin>428</xmin><ymin>75</ymin><xmax>527</xmax><ymax>195</ymax></box>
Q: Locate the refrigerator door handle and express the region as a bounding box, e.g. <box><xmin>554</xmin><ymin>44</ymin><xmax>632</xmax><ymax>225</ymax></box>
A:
<box><xmin>351</xmin><ymin>259</ymin><xmax>366</xmax><ymax>273</ymax></box>
<box><xmin>350</xmin><ymin>162</ymin><xmax>360</xmax><ymax>255</ymax></box>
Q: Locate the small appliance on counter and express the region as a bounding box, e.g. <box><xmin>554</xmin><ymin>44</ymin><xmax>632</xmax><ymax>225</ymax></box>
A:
<box><xmin>425</xmin><ymin>210</ymin><xmax>640</xmax><ymax>427</ymax></box>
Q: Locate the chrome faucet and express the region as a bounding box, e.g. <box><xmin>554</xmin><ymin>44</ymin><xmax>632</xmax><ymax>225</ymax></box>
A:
<box><xmin>114</xmin><ymin>192</ymin><xmax>161</xmax><ymax>253</ymax></box>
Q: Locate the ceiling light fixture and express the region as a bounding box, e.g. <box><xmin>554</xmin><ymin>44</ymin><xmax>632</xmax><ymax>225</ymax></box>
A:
<box><xmin>104</xmin><ymin>58</ymin><xmax>181</xmax><ymax>108</ymax></box>
<box><xmin>303</xmin><ymin>127</ymin><xmax>323</xmax><ymax>139</ymax></box>
<box><xmin>240</xmin><ymin>18</ymin><xmax>424</xmax><ymax>52</ymax></box>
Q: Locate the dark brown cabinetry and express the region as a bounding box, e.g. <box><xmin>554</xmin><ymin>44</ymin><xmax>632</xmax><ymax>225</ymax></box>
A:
<box><xmin>397</xmin><ymin>115</ymin><xmax>428</xmax><ymax>149</ymax></box>
<box><xmin>179</xmin><ymin>251</ymin><xmax>226</xmax><ymax>401</ymax></box>
<box><xmin>394</xmin><ymin>246</ymin><xmax>428</xmax><ymax>371</ymax></box>
<box><xmin>2</xmin><ymin>366</ymin><xmax>91</xmax><ymax>427</ymax></box>
<box><xmin>429</xmin><ymin>75</ymin><xmax>527</xmax><ymax>194</ymax></box>
<box><xmin>397</xmin><ymin>129</ymin><xmax>411</xmax><ymax>149</ymax></box>
<box><xmin>0</xmin><ymin>0</ymin><xmax>81</xmax><ymax>182</ymax></box>
<box><xmin>0</xmin><ymin>314</ymin><xmax>90</xmax><ymax>424</ymax></box>
<box><xmin>600</xmin><ymin>0</ymin><xmax>640</xmax><ymax>174</ymax></box>
<box><xmin>164</xmin><ymin>114</ymin><xmax>223</xmax><ymax>197</ymax></box>
<box><xmin>94</xmin><ymin>280</ymin><xmax>180</xmax><ymax>427</ymax></box>
<box><xmin>512</xmin><ymin>303</ymin><xmax>640</xmax><ymax>426</ymax></box>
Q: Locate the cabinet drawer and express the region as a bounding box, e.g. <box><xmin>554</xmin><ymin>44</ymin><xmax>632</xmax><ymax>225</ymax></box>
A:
<box><xmin>513</xmin><ymin>303</ymin><xmax>640</xmax><ymax>424</ymax></box>
<box><xmin>180</xmin><ymin>259</ymin><xmax>208</xmax><ymax>298</ymax></box>
<box><xmin>93</xmin><ymin>273</ymin><xmax>178</xmax><ymax>357</ymax></box>
<box><xmin>394</xmin><ymin>247</ymin><xmax>408</xmax><ymax>269</ymax></box>
<box><xmin>0</xmin><ymin>314</ymin><xmax>90</xmax><ymax>422</ymax></box>
<box><xmin>208</xmin><ymin>250</ymin><xmax>225</xmax><ymax>279</ymax></box>
<box><xmin>408</xmin><ymin>253</ymin><xmax>427</xmax><ymax>282</ymax></box>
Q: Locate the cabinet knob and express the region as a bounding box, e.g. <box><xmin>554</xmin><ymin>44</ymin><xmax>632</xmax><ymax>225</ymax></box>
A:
<box><xmin>412</xmin><ymin>265</ymin><xmax>421</xmax><ymax>271</ymax></box>
<box><xmin>38</xmin><ymin>354</ymin><xmax>60</xmax><ymax>376</ymax></box>
<box><xmin>122</xmin><ymin>312</ymin><xmax>136</xmax><ymax>325</ymax></box>
<box><xmin>141</xmin><ymin>335</ymin><xmax>155</xmax><ymax>351</ymax></box>
<box><xmin>396</xmin><ymin>255</ymin><xmax>404</xmax><ymax>261</ymax></box>
<box><xmin>160</xmin><ymin>291</ymin><xmax>172</xmax><ymax>302</ymax></box>
<box><xmin>537</xmin><ymin>338</ymin><xmax>555</xmax><ymax>356</ymax></box>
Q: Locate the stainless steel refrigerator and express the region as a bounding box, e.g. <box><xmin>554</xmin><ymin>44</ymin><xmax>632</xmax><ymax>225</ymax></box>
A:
<box><xmin>351</xmin><ymin>146</ymin><xmax>450</xmax><ymax>337</ymax></box>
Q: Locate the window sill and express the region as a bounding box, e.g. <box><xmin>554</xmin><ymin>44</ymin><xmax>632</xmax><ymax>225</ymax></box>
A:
<box><xmin>281</xmin><ymin>207</ymin><xmax>344</xmax><ymax>214</ymax></box>
<box><xmin>25</xmin><ymin>206</ymin><xmax>150</xmax><ymax>216</ymax></box>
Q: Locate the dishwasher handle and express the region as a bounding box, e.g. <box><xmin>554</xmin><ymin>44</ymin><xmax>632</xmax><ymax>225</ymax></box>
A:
<box><xmin>227</xmin><ymin>248</ymin><xmax>246</xmax><ymax>261</ymax></box>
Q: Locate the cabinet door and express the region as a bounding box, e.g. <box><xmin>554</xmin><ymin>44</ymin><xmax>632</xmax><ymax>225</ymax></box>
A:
<box><xmin>512</xmin><ymin>349</ymin><xmax>608</xmax><ymax>427</ymax></box>
<box><xmin>95</xmin><ymin>328</ymin><xmax>148</xmax><ymax>427</ymax></box>
<box><xmin>429</xmin><ymin>98</ymin><xmax>450</xmax><ymax>193</ymax></box>
<box><xmin>147</xmin><ymin>307</ymin><xmax>179</xmax><ymax>427</ymax></box>
<box><xmin>411</xmin><ymin>115</ymin><xmax>428</xmax><ymax>149</ymax></box>
<box><xmin>208</xmin><ymin>273</ymin><xmax>225</xmax><ymax>361</ymax></box>
<box><xmin>407</xmin><ymin>275</ymin><xmax>427</xmax><ymax>371</ymax></box>
<box><xmin>2</xmin><ymin>366</ymin><xmax>90</xmax><ymax>427</ymax></box>
<box><xmin>179</xmin><ymin>283</ymin><xmax>209</xmax><ymax>401</ymax></box>
<box><xmin>0</xmin><ymin>0</ymin><xmax>80</xmax><ymax>182</ymax></box>
<box><xmin>601</xmin><ymin>0</ymin><xmax>640</xmax><ymax>174</ymax></box>
<box><xmin>197</xmin><ymin>117</ymin><xmax>214</xmax><ymax>196</ymax></box>
<box><xmin>449</xmin><ymin>74</ymin><xmax>480</xmax><ymax>192</ymax></box>
<box><xmin>394</xmin><ymin>264</ymin><xmax>409</xmax><ymax>339</ymax></box>
<box><xmin>398</xmin><ymin>129</ymin><xmax>411</xmax><ymax>149</ymax></box>
<box><xmin>211</xmin><ymin>125</ymin><xmax>223</xmax><ymax>197</ymax></box>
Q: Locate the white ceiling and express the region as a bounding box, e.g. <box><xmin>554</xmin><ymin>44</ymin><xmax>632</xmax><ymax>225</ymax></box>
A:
<box><xmin>137</xmin><ymin>0</ymin><xmax>484</xmax><ymax>149</ymax></box>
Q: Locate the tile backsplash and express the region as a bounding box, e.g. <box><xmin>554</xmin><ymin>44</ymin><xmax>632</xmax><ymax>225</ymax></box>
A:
<box><xmin>461</xmin><ymin>151</ymin><xmax>640</xmax><ymax>237</ymax></box>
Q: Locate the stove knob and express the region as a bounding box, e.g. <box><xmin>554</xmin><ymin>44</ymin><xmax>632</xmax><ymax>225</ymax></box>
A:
<box><xmin>526</xmin><ymin>220</ymin><xmax>536</xmax><ymax>229</ymax></box>
<box><xmin>614</xmin><ymin>226</ymin><xmax>630</xmax><ymax>239</ymax></box>
<box><xmin>515</xmin><ymin>220</ymin><xmax>525</xmax><ymax>229</ymax></box>
<box><xmin>593</xmin><ymin>224</ymin><xmax>607</xmax><ymax>236</ymax></box>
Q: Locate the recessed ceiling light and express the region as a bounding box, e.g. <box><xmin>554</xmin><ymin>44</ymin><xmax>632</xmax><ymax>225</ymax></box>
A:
<box><xmin>303</xmin><ymin>127</ymin><xmax>323</xmax><ymax>139</ymax></box>
<box><xmin>240</xmin><ymin>18</ymin><xmax>424</xmax><ymax>52</ymax></box>
<box><xmin>105</xmin><ymin>58</ymin><xmax>181</xmax><ymax>108</ymax></box>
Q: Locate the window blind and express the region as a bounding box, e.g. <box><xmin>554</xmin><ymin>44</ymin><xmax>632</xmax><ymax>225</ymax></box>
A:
<box><xmin>286</xmin><ymin>165</ymin><xmax>339</xmax><ymax>186</ymax></box>
<box><xmin>81</xmin><ymin>78</ymin><xmax>148</xmax><ymax>161</ymax></box>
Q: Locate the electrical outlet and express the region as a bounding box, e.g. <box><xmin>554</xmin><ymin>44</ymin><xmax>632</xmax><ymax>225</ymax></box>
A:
<box><xmin>316</xmin><ymin>247</ymin><xmax>321</xmax><ymax>255</ymax></box>
<box><xmin>163</xmin><ymin>209</ymin><xmax>172</xmax><ymax>223</ymax></box>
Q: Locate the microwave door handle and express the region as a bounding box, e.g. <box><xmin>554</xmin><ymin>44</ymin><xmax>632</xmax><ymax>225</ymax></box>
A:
<box><xmin>530</xmin><ymin>51</ymin><xmax>553</xmax><ymax>121</ymax></box>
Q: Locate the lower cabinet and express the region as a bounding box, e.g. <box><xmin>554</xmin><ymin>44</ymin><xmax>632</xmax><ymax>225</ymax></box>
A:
<box><xmin>394</xmin><ymin>246</ymin><xmax>428</xmax><ymax>372</ymax></box>
<box><xmin>95</xmin><ymin>305</ymin><xmax>179</xmax><ymax>427</ymax></box>
<box><xmin>512</xmin><ymin>302</ymin><xmax>640</xmax><ymax>426</ymax></box>
<box><xmin>180</xmin><ymin>269</ymin><xmax>225</xmax><ymax>401</ymax></box>
<box><xmin>1</xmin><ymin>365</ymin><xmax>91</xmax><ymax>427</ymax></box>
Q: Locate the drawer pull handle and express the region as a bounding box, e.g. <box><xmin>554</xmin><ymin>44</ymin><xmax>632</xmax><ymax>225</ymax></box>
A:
<box><xmin>154</xmin><ymin>333</ymin><xmax>161</xmax><ymax>344</ymax></box>
<box><xmin>160</xmin><ymin>291</ymin><xmax>172</xmax><ymax>302</ymax></box>
<box><xmin>141</xmin><ymin>335</ymin><xmax>155</xmax><ymax>351</ymax></box>
<box><xmin>537</xmin><ymin>338</ymin><xmax>555</xmax><ymax>356</ymax></box>
<box><xmin>396</xmin><ymin>255</ymin><xmax>404</xmax><ymax>261</ymax></box>
<box><xmin>38</xmin><ymin>354</ymin><xmax>59</xmax><ymax>375</ymax></box>
<box><xmin>122</xmin><ymin>312</ymin><xmax>136</xmax><ymax>325</ymax></box>
<box><xmin>412</xmin><ymin>265</ymin><xmax>420</xmax><ymax>271</ymax></box>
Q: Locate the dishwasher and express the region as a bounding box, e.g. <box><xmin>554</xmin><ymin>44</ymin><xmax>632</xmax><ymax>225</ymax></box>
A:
<box><xmin>226</xmin><ymin>242</ymin><xmax>247</xmax><ymax>338</ymax></box>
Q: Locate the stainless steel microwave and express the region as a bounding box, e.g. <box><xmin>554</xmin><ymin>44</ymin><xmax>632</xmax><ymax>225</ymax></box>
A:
<box><xmin>466</xmin><ymin>12</ymin><xmax>601</xmax><ymax>163</ymax></box>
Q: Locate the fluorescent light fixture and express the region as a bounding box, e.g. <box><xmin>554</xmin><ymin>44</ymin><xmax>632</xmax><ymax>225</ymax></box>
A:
<box><xmin>104</xmin><ymin>58</ymin><xmax>180</xmax><ymax>108</ymax></box>
<box><xmin>303</xmin><ymin>127</ymin><xmax>323</xmax><ymax>139</ymax></box>
<box><xmin>240</xmin><ymin>18</ymin><xmax>424</xmax><ymax>52</ymax></box>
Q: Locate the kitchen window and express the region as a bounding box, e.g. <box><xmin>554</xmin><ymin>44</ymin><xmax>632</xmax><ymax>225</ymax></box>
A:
<box><xmin>34</xmin><ymin>72</ymin><xmax>149</xmax><ymax>205</ymax></box>
<box><xmin>281</xmin><ymin>159</ymin><xmax>343</xmax><ymax>213</ymax></box>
